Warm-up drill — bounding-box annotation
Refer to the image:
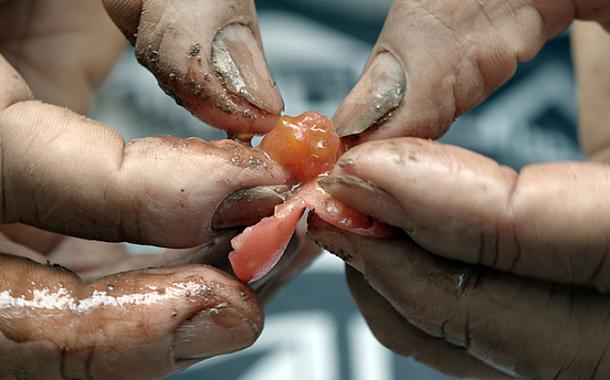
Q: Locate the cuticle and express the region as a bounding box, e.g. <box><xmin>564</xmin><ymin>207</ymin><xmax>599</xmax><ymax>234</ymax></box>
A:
<box><xmin>365</xmin><ymin>49</ymin><xmax>407</xmax><ymax>133</ymax></box>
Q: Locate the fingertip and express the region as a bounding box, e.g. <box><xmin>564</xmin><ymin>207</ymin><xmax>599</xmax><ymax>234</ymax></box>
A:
<box><xmin>212</xmin><ymin>23</ymin><xmax>284</xmax><ymax>115</ymax></box>
<box><xmin>177</xmin><ymin>91</ymin><xmax>280</xmax><ymax>137</ymax></box>
<box><xmin>333</xmin><ymin>52</ymin><xmax>406</xmax><ymax>138</ymax></box>
<box><xmin>101</xmin><ymin>0</ymin><xmax>142</xmax><ymax>44</ymax></box>
<box><xmin>0</xmin><ymin>55</ymin><xmax>33</xmax><ymax>112</ymax></box>
<box><xmin>318</xmin><ymin>174</ymin><xmax>408</xmax><ymax>230</ymax></box>
<box><xmin>166</xmin><ymin>265</ymin><xmax>263</xmax><ymax>360</ymax></box>
<box><xmin>116</xmin><ymin>0</ymin><xmax>282</xmax><ymax>137</ymax></box>
<box><xmin>212</xmin><ymin>185</ymin><xmax>290</xmax><ymax>230</ymax></box>
<box><xmin>172</xmin><ymin>299</ymin><xmax>261</xmax><ymax>360</ymax></box>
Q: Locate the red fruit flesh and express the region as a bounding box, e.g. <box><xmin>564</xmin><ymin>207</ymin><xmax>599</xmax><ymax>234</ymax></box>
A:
<box><xmin>228</xmin><ymin>182</ymin><xmax>395</xmax><ymax>283</ymax></box>
<box><xmin>229</xmin><ymin>203</ymin><xmax>306</xmax><ymax>283</ymax></box>
<box><xmin>259</xmin><ymin>112</ymin><xmax>341</xmax><ymax>183</ymax></box>
<box><xmin>229</xmin><ymin>112</ymin><xmax>396</xmax><ymax>283</ymax></box>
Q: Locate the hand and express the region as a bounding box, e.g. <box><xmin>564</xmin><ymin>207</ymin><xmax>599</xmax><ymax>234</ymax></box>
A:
<box><xmin>333</xmin><ymin>0</ymin><xmax>610</xmax><ymax>142</ymax></box>
<box><xmin>102</xmin><ymin>0</ymin><xmax>283</xmax><ymax>138</ymax></box>
<box><xmin>0</xmin><ymin>0</ymin><xmax>290</xmax><ymax>378</ymax></box>
<box><xmin>309</xmin><ymin>21</ymin><xmax>610</xmax><ymax>379</ymax></box>
<box><xmin>311</xmin><ymin>137</ymin><xmax>610</xmax><ymax>379</ymax></box>
<box><xmin>1</xmin><ymin>0</ymin><xmax>283</xmax><ymax>137</ymax></box>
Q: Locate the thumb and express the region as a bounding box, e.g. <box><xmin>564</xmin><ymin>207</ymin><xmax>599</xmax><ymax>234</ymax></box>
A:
<box><xmin>334</xmin><ymin>0</ymin><xmax>610</xmax><ymax>141</ymax></box>
<box><xmin>0</xmin><ymin>54</ymin><xmax>289</xmax><ymax>248</ymax></box>
<box><xmin>0</xmin><ymin>254</ymin><xmax>261</xmax><ymax>379</ymax></box>
<box><xmin>102</xmin><ymin>0</ymin><xmax>283</xmax><ymax>137</ymax></box>
<box><xmin>321</xmin><ymin>138</ymin><xmax>610</xmax><ymax>290</ymax></box>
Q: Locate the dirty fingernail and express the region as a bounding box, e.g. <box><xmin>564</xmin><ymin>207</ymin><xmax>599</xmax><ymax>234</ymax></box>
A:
<box><xmin>212</xmin><ymin>24</ymin><xmax>284</xmax><ymax>114</ymax></box>
<box><xmin>318</xmin><ymin>175</ymin><xmax>407</xmax><ymax>228</ymax></box>
<box><xmin>212</xmin><ymin>185</ymin><xmax>290</xmax><ymax>229</ymax></box>
<box><xmin>173</xmin><ymin>306</ymin><xmax>261</xmax><ymax>360</ymax></box>
<box><xmin>333</xmin><ymin>53</ymin><xmax>406</xmax><ymax>137</ymax></box>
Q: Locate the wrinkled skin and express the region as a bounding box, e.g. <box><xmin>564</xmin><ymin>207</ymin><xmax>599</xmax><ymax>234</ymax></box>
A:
<box><xmin>0</xmin><ymin>0</ymin><xmax>298</xmax><ymax>378</ymax></box>
<box><xmin>4</xmin><ymin>0</ymin><xmax>610</xmax><ymax>379</ymax></box>
<box><xmin>309</xmin><ymin>219</ymin><xmax>610</xmax><ymax>379</ymax></box>
<box><xmin>312</xmin><ymin>7</ymin><xmax>610</xmax><ymax>378</ymax></box>
<box><xmin>102</xmin><ymin>0</ymin><xmax>284</xmax><ymax>137</ymax></box>
<box><xmin>333</xmin><ymin>0</ymin><xmax>610</xmax><ymax>141</ymax></box>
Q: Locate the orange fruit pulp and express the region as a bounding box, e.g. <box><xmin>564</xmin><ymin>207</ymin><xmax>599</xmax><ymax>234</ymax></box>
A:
<box><xmin>259</xmin><ymin>112</ymin><xmax>341</xmax><ymax>183</ymax></box>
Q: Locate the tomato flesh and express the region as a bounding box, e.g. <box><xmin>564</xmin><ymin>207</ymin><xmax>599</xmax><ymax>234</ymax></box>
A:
<box><xmin>228</xmin><ymin>112</ymin><xmax>397</xmax><ymax>283</ymax></box>
<box><xmin>228</xmin><ymin>182</ymin><xmax>395</xmax><ymax>283</ymax></box>
<box><xmin>229</xmin><ymin>203</ymin><xmax>305</xmax><ymax>283</ymax></box>
<box><xmin>259</xmin><ymin>112</ymin><xmax>341</xmax><ymax>183</ymax></box>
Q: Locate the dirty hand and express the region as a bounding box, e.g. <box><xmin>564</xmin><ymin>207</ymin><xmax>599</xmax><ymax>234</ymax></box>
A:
<box><xmin>310</xmin><ymin>19</ymin><xmax>610</xmax><ymax>380</ymax></box>
<box><xmin>0</xmin><ymin>0</ymin><xmax>289</xmax><ymax>378</ymax></box>
<box><xmin>333</xmin><ymin>0</ymin><xmax>610</xmax><ymax>142</ymax></box>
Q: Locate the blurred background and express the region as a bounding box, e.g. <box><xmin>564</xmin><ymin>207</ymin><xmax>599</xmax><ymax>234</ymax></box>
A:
<box><xmin>91</xmin><ymin>1</ymin><xmax>582</xmax><ymax>379</ymax></box>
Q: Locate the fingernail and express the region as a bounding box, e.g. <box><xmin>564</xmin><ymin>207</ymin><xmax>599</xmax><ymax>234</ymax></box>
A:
<box><xmin>173</xmin><ymin>306</ymin><xmax>260</xmax><ymax>360</ymax></box>
<box><xmin>318</xmin><ymin>175</ymin><xmax>407</xmax><ymax>229</ymax></box>
<box><xmin>212</xmin><ymin>24</ymin><xmax>284</xmax><ymax>114</ymax></box>
<box><xmin>212</xmin><ymin>185</ymin><xmax>290</xmax><ymax>229</ymax></box>
<box><xmin>333</xmin><ymin>53</ymin><xmax>406</xmax><ymax>137</ymax></box>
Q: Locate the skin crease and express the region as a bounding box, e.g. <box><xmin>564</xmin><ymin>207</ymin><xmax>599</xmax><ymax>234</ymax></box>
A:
<box><xmin>0</xmin><ymin>0</ymin><xmax>297</xmax><ymax>378</ymax></box>
<box><xmin>334</xmin><ymin>0</ymin><xmax>610</xmax><ymax>142</ymax></box>
<box><xmin>313</xmin><ymin>6</ymin><xmax>610</xmax><ymax>379</ymax></box>
<box><xmin>0</xmin><ymin>1</ymin><xmax>607</xmax><ymax>378</ymax></box>
<box><xmin>0</xmin><ymin>94</ymin><xmax>287</xmax><ymax>248</ymax></box>
<box><xmin>343</xmin><ymin>266</ymin><xmax>513</xmax><ymax>380</ymax></box>
<box><xmin>308</xmin><ymin>219</ymin><xmax>610</xmax><ymax>379</ymax></box>
<box><xmin>0</xmin><ymin>254</ymin><xmax>263</xmax><ymax>380</ymax></box>
<box><xmin>324</xmin><ymin>139</ymin><xmax>610</xmax><ymax>289</ymax></box>
<box><xmin>0</xmin><ymin>0</ymin><xmax>289</xmax><ymax>249</ymax></box>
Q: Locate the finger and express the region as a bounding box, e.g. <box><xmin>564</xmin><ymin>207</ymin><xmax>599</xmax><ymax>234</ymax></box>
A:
<box><xmin>309</xmin><ymin>219</ymin><xmax>610</xmax><ymax>379</ymax></box>
<box><xmin>320</xmin><ymin>138</ymin><xmax>610</xmax><ymax>290</ymax></box>
<box><xmin>0</xmin><ymin>232</ymin><xmax>47</xmax><ymax>264</ymax></box>
<box><xmin>211</xmin><ymin>185</ymin><xmax>290</xmax><ymax>230</ymax></box>
<box><xmin>62</xmin><ymin>227</ymin><xmax>315</xmax><ymax>303</ymax></box>
<box><xmin>0</xmin><ymin>253</ymin><xmax>262</xmax><ymax>379</ymax></box>
<box><xmin>77</xmin><ymin>232</ymin><xmax>236</xmax><ymax>281</ymax></box>
<box><xmin>0</xmin><ymin>0</ymin><xmax>125</xmax><ymax>114</ymax></box>
<box><xmin>0</xmin><ymin>225</ymin><xmax>131</xmax><ymax>275</ymax></box>
<box><xmin>126</xmin><ymin>236</ymin><xmax>320</xmax><ymax>305</ymax></box>
<box><xmin>0</xmin><ymin>56</ymin><xmax>288</xmax><ymax>248</ymax></box>
<box><xmin>46</xmin><ymin>238</ymin><xmax>128</xmax><ymax>275</ymax></box>
<box><xmin>572</xmin><ymin>21</ymin><xmax>610</xmax><ymax>162</ymax></box>
<box><xmin>102</xmin><ymin>0</ymin><xmax>283</xmax><ymax>137</ymax></box>
<box><xmin>0</xmin><ymin>224</ymin><xmax>64</xmax><ymax>254</ymax></box>
<box><xmin>334</xmin><ymin>0</ymin><xmax>610</xmax><ymax>140</ymax></box>
<box><xmin>0</xmin><ymin>186</ymin><xmax>287</xmax><ymax>276</ymax></box>
<box><xmin>346</xmin><ymin>266</ymin><xmax>513</xmax><ymax>380</ymax></box>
